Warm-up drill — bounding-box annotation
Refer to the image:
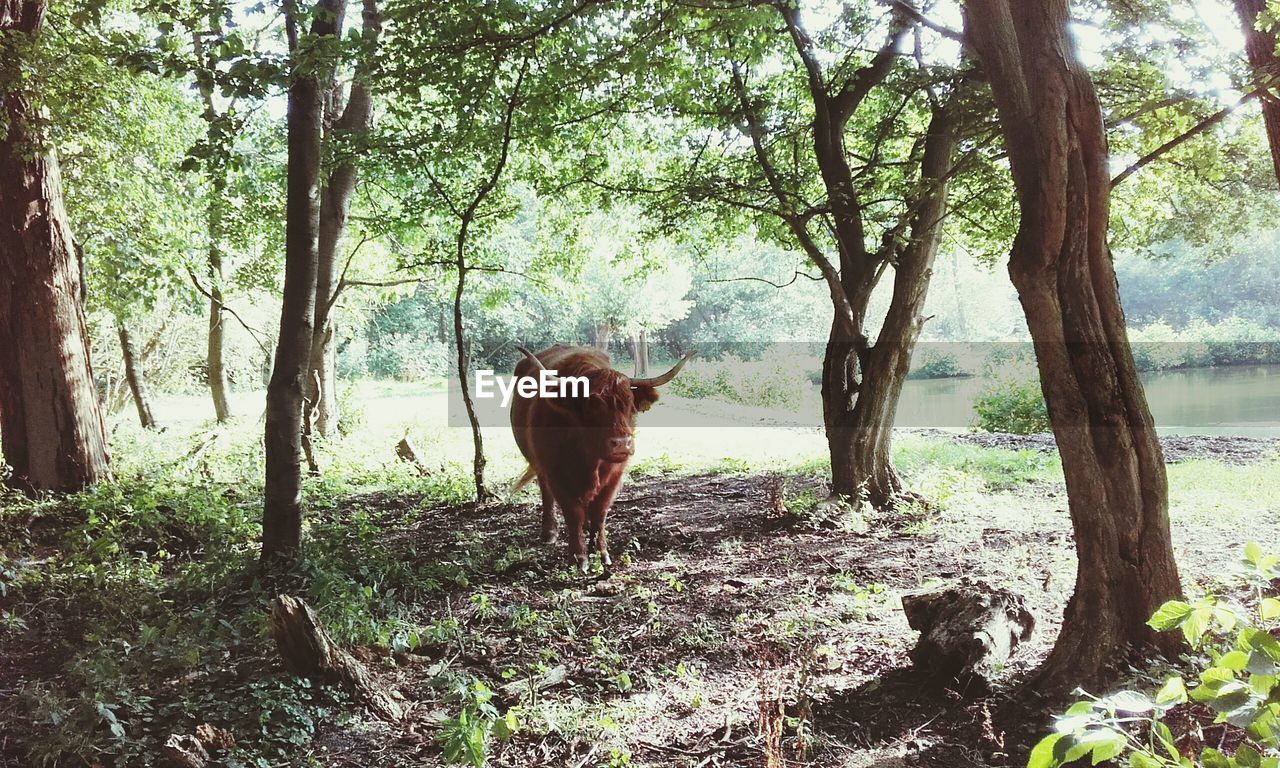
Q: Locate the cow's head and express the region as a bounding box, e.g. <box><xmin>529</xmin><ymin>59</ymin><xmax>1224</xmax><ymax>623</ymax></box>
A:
<box><xmin>517</xmin><ymin>347</ymin><xmax>695</xmax><ymax>464</ymax></box>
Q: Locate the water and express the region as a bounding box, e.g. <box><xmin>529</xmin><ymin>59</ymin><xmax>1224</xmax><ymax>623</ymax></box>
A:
<box><xmin>897</xmin><ymin>364</ymin><xmax>1280</xmax><ymax>436</ymax></box>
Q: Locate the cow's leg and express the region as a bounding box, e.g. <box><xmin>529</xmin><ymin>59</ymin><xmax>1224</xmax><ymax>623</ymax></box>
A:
<box><xmin>562</xmin><ymin>502</ymin><xmax>588</xmax><ymax>573</ymax></box>
<box><xmin>538</xmin><ymin>477</ymin><xmax>557</xmax><ymax>544</ymax></box>
<box><xmin>587</xmin><ymin>479</ymin><xmax>624</xmax><ymax>567</ymax></box>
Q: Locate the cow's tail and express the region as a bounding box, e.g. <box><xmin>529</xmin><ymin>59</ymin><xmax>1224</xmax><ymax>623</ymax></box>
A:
<box><xmin>512</xmin><ymin>465</ymin><xmax>538</xmax><ymax>493</ymax></box>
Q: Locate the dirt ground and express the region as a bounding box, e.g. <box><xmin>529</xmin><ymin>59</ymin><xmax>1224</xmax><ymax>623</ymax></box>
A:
<box><xmin>304</xmin><ymin>443</ymin><xmax>1280</xmax><ymax>767</ymax></box>
<box><xmin>2</xmin><ymin>431</ymin><xmax>1277</xmax><ymax>767</ymax></box>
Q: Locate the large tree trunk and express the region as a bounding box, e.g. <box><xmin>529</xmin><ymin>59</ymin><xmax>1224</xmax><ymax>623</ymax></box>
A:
<box><xmin>307</xmin><ymin>0</ymin><xmax>381</xmax><ymax>437</ymax></box>
<box><xmin>964</xmin><ymin>0</ymin><xmax>1183</xmax><ymax>692</ymax></box>
<box><xmin>263</xmin><ymin>0</ymin><xmax>342</xmax><ymax>565</ymax></box>
<box><xmin>118</xmin><ymin>323</ymin><xmax>159</xmax><ymax>429</ymax></box>
<box><xmin>0</xmin><ymin>0</ymin><xmax>111</xmax><ymax>494</ymax></box>
<box><xmin>1233</xmin><ymin>0</ymin><xmax>1280</xmax><ymax>188</ymax></box>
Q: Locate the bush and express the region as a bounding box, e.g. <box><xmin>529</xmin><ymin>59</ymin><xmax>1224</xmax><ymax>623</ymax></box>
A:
<box><xmin>1029</xmin><ymin>543</ymin><xmax>1280</xmax><ymax>768</ymax></box>
<box><xmin>665</xmin><ymin>355</ymin><xmax>812</xmax><ymax>410</ymax></box>
<box><xmin>908</xmin><ymin>350</ymin><xmax>968</xmax><ymax>380</ymax></box>
<box><xmin>973</xmin><ymin>378</ymin><xmax>1049</xmax><ymax>434</ymax></box>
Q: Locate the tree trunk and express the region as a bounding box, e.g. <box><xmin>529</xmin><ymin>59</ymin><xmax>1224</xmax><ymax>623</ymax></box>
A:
<box><xmin>206</xmin><ymin>236</ymin><xmax>232</xmax><ymax>423</ymax></box>
<box><xmin>192</xmin><ymin>37</ymin><xmax>234</xmax><ymax>425</ymax></box>
<box><xmin>1233</xmin><ymin>0</ymin><xmax>1280</xmax><ymax>188</ymax></box>
<box><xmin>822</xmin><ymin>102</ymin><xmax>957</xmax><ymax>508</ymax></box>
<box><xmin>308</xmin><ymin>0</ymin><xmax>381</xmax><ymax>437</ymax></box>
<box><xmin>964</xmin><ymin>0</ymin><xmax>1183</xmax><ymax>692</ymax></box>
<box><xmin>263</xmin><ymin>0</ymin><xmax>341</xmax><ymax>565</ymax></box>
<box><xmin>637</xmin><ymin>329</ymin><xmax>650</xmax><ymax>376</ymax></box>
<box><xmin>0</xmin><ymin>0</ymin><xmax>111</xmax><ymax>494</ymax></box>
<box><xmin>118</xmin><ymin>323</ymin><xmax>158</xmax><ymax>429</ymax></box>
<box><xmin>590</xmin><ymin>322</ymin><xmax>612</xmax><ymax>351</ymax></box>
<box><xmin>454</xmin><ymin>260</ymin><xmax>490</xmax><ymax>502</ymax></box>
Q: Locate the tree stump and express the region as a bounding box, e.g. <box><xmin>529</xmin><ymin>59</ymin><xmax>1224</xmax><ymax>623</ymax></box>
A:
<box><xmin>268</xmin><ymin>594</ymin><xmax>404</xmax><ymax>721</ymax></box>
<box><xmin>901</xmin><ymin>580</ymin><xmax>1035</xmax><ymax>684</ymax></box>
<box><xmin>395</xmin><ymin>437</ymin><xmax>429</xmax><ymax>475</ymax></box>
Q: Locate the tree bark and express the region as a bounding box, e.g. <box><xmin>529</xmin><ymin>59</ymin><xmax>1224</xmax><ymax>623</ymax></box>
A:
<box><xmin>1233</xmin><ymin>0</ymin><xmax>1280</xmax><ymax>188</ymax></box>
<box><xmin>118</xmin><ymin>323</ymin><xmax>159</xmax><ymax>429</ymax></box>
<box><xmin>308</xmin><ymin>0</ymin><xmax>381</xmax><ymax>437</ymax></box>
<box><xmin>262</xmin><ymin>0</ymin><xmax>342</xmax><ymax>565</ymax></box>
<box><xmin>0</xmin><ymin>0</ymin><xmax>111</xmax><ymax>494</ymax></box>
<box><xmin>963</xmin><ymin>0</ymin><xmax>1183</xmax><ymax>692</ymax></box>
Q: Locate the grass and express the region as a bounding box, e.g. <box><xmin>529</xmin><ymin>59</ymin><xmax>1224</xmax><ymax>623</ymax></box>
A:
<box><xmin>1</xmin><ymin>382</ymin><xmax>1278</xmax><ymax>766</ymax></box>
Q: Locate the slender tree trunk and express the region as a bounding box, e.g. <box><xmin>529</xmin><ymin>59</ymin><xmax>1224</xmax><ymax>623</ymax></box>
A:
<box><xmin>453</xmin><ymin>255</ymin><xmax>490</xmax><ymax>502</ymax></box>
<box><xmin>118</xmin><ymin>323</ymin><xmax>158</xmax><ymax>429</ymax></box>
<box><xmin>590</xmin><ymin>322</ymin><xmax>613</xmax><ymax>351</ymax></box>
<box><xmin>1233</xmin><ymin>0</ymin><xmax>1280</xmax><ymax>188</ymax></box>
<box><xmin>0</xmin><ymin>0</ymin><xmax>110</xmax><ymax>494</ymax></box>
<box><xmin>207</xmin><ymin>233</ymin><xmax>233</xmax><ymax>422</ymax></box>
<box><xmin>308</xmin><ymin>0</ymin><xmax>380</xmax><ymax>437</ymax></box>
<box><xmin>193</xmin><ymin>32</ymin><xmax>234</xmax><ymax>423</ymax></box>
<box><xmin>964</xmin><ymin>0</ymin><xmax>1183</xmax><ymax>692</ymax></box>
<box><xmin>262</xmin><ymin>0</ymin><xmax>341</xmax><ymax>565</ymax></box>
<box><xmin>637</xmin><ymin>329</ymin><xmax>649</xmax><ymax>376</ymax></box>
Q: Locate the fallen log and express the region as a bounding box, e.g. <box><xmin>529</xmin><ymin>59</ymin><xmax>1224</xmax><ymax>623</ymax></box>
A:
<box><xmin>901</xmin><ymin>579</ymin><xmax>1035</xmax><ymax>684</ymax></box>
<box><xmin>268</xmin><ymin>594</ymin><xmax>404</xmax><ymax>721</ymax></box>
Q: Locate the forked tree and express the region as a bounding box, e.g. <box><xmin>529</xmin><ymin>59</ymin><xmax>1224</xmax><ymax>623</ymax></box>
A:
<box><xmin>0</xmin><ymin>0</ymin><xmax>111</xmax><ymax>494</ymax></box>
<box><xmin>262</xmin><ymin>0</ymin><xmax>344</xmax><ymax>564</ymax></box>
<box><xmin>963</xmin><ymin>0</ymin><xmax>1184</xmax><ymax>690</ymax></box>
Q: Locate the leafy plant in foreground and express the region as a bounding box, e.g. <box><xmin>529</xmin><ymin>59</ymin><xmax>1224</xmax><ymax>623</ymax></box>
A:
<box><xmin>1029</xmin><ymin>543</ymin><xmax>1280</xmax><ymax>768</ymax></box>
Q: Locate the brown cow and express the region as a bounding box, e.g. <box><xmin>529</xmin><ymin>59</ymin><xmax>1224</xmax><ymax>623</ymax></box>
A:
<box><xmin>510</xmin><ymin>344</ymin><xmax>694</xmax><ymax>572</ymax></box>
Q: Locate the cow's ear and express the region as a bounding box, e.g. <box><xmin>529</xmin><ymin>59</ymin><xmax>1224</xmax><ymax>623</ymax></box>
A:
<box><xmin>632</xmin><ymin>385</ymin><xmax>660</xmax><ymax>412</ymax></box>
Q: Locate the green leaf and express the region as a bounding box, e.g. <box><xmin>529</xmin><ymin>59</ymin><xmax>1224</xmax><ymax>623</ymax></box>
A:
<box><xmin>1107</xmin><ymin>690</ymin><xmax>1155</xmax><ymax>713</ymax></box>
<box><xmin>1028</xmin><ymin>733</ymin><xmax>1063</xmax><ymax>768</ymax></box>
<box><xmin>1200</xmin><ymin>747</ymin><xmax>1232</xmax><ymax>768</ymax></box>
<box><xmin>1236</xmin><ymin>743</ymin><xmax>1262</xmax><ymax>768</ymax></box>
<box><xmin>1148</xmin><ymin>601</ymin><xmax>1195</xmax><ymax>632</ymax></box>
<box><xmin>1221</xmin><ymin>651</ymin><xmax>1252</xmax><ymax>671</ymax></box>
<box><xmin>1245</xmin><ymin>541</ymin><xmax>1264</xmax><ymax>565</ymax></box>
<box><xmin>1156</xmin><ymin>677</ymin><xmax>1188</xmax><ymax>707</ymax></box>
<box><xmin>1262</xmin><ymin>598</ymin><xmax>1280</xmax><ymax>622</ymax></box>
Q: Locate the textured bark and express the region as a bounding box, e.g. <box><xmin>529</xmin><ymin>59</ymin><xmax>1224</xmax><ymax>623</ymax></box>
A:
<box><xmin>637</xmin><ymin>329</ymin><xmax>649</xmax><ymax>376</ymax></box>
<box><xmin>1233</xmin><ymin>0</ymin><xmax>1280</xmax><ymax>188</ymax></box>
<box><xmin>454</xmin><ymin>262</ymin><xmax>490</xmax><ymax>501</ymax></box>
<box><xmin>0</xmin><ymin>0</ymin><xmax>111</xmax><ymax>494</ymax></box>
<box><xmin>964</xmin><ymin>0</ymin><xmax>1183</xmax><ymax>692</ymax></box>
<box><xmin>118</xmin><ymin>323</ymin><xmax>159</xmax><ymax>429</ymax></box>
<box><xmin>308</xmin><ymin>0</ymin><xmax>381</xmax><ymax>437</ymax></box>
<box><xmin>262</xmin><ymin>0</ymin><xmax>341</xmax><ymax>564</ymax></box>
<box><xmin>268</xmin><ymin>595</ymin><xmax>403</xmax><ymax>720</ymax></box>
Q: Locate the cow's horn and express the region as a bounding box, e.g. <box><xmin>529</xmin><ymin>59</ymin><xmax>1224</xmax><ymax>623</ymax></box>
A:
<box><xmin>516</xmin><ymin>345</ymin><xmax>547</xmax><ymax>371</ymax></box>
<box><xmin>630</xmin><ymin>351</ymin><xmax>697</xmax><ymax>388</ymax></box>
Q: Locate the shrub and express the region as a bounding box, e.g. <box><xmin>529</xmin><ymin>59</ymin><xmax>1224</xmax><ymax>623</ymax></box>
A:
<box><xmin>1029</xmin><ymin>543</ymin><xmax>1280</xmax><ymax>768</ymax></box>
<box><xmin>973</xmin><ymin>378</ymin><xmax>1049</xmax><ymax>434</ymax></box>
<box><xmin>908</xmin><ymin>350</ymin><xmax>968</xmax><ymax>380</ymax></box>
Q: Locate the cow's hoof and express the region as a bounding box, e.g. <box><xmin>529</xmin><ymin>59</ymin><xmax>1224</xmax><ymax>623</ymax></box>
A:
<box><xmin>541</xmin><ymin>529</ymin><xmax>558</xmax><ymax>544</ymax></box>
<box><xmin>576</xmin><ymin>557</ymin><xmax>590</xmax><ymax>574</ymax></box>
<box><xmin>600</xmin><ymin>551</ymin><xmax>612</xmax><ymax>566</ymax></box>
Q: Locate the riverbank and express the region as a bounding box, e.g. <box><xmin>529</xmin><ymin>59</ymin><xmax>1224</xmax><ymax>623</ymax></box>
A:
<box><xmin>916</xmin><ymin>429</ymin><xmax>1279</xmax><ymax>464</ymax></box>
